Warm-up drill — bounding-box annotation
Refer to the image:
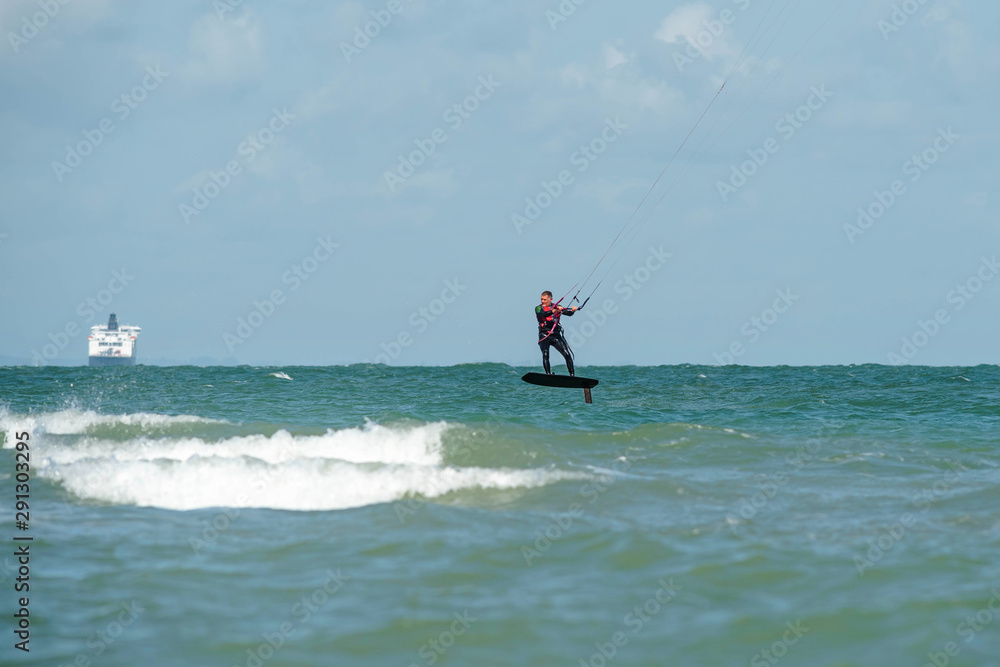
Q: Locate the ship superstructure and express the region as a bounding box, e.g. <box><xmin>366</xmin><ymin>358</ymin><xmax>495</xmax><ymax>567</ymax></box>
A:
<box><xmin>88</xmin><ymin>313</ymin><xmax>141</xmax><ymax>366</ymax></box>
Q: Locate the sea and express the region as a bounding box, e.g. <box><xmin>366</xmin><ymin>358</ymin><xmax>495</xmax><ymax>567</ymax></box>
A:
<box><xmin>0</xmin><ymin>364</ymin><xmax>998</xmax><ymax>666</ymax></box>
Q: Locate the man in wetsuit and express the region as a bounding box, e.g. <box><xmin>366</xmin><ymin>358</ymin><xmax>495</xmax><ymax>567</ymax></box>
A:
<box><xmin>536</xmin><ymin>291</ymin><xmax>578</xmax><ymax>375</ymax></box>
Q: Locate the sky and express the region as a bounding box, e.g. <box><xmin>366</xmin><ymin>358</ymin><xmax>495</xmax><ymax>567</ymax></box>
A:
<box><xmin>0</xmin><ymin>0</ymin><xmax>997</xmax><ymax>367</ymax></box>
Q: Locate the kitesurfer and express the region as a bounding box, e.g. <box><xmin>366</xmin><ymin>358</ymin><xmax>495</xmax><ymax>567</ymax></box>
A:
<box><xmin>536</xmin><ymin>291</ymin><xmax>578</xmax><ymax>375</ymax></box>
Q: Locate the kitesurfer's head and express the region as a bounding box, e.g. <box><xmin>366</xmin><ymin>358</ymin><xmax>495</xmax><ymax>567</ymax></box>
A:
<box><xmin>540</xmin><ymin>291</ymin><xmax>552</xmax><ymax>307</ymax></box>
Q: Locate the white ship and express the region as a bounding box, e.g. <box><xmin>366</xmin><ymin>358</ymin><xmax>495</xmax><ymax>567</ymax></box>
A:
<box><xmin>88</xmin><ymin>313</ymin><xmax>141</xmax><ymax>366</ymax></box>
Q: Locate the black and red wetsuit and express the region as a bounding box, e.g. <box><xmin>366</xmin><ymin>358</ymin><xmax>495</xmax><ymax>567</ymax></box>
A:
<box><xmin>535</xmin><ymin>303</ymin><xmax>575</xmax><ymax>375</ymax></box>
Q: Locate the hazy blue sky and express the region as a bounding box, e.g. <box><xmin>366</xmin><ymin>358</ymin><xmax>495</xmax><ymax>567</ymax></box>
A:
<box><xmin>1</xmin><ymin>0</ymin><xmax>997</xmax><ymax>366</ymax></box>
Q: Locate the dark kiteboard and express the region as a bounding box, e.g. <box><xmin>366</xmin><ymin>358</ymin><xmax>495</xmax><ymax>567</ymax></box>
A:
<box><xmin>521</xmin><ymin>372</ymin><xmax>599</xmax><ymax>403</ymax></box>
<box><xmin>521</xmin><ymin>373</ymin><xmax>598</xmax><ymax>389</ymax></box>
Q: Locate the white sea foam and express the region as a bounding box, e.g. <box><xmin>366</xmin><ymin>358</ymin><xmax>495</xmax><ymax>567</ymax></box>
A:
<box><xmin>40</xmin><ymin>422</ymin><xmax>449</xmax><ymax>467</ymax></box>
<box><xmin>0</xmin><ymin>408</ymin><xmax>224</xmax><ymax>437</ymax></box>
<box><xmin>53</xmin><ymin>457</ymin><xmax>578</xmax><ymax>511</ymax></box>
<box><xmin>7</xmin><ymin>412</ymin><xmax>583</xmax><ymax>511</ymax></box>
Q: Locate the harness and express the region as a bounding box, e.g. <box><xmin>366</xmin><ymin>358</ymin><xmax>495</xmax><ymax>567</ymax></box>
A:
<box><xmin>537</xmin><ymin>299</ymin><xmax>566</xmax><ymax>344</ymax></box>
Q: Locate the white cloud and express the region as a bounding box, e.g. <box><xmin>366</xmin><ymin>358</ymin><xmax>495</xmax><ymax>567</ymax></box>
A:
<box><xmin>922</xmin><ymin>1</ymin><xmax>979</xmax><ymax>81</ymax></box>
<box><xmin>172</xmin><ymin>169</ymin><xmax>212</xmax><ymax>197</ymax></box>
<box><xmin>296</xmin><ymin>164</ymin><xmax>382</xmax><ymax>205</ymax></box>
<box><xmin>604</xmin><ymin>45</ymin><xmax>628</xmax><ymax>70</ymax></box>
<box><xmin>297</xmin><ymin>79</ymin><xmax>345</xmax><ymax>122</ymax></box>
<box><xmin>383</xmin><ymin>168</ymin><xmax>460</xmax><ymax>198</ymax></box>
<box><xmin>655</xmin><ymin>3</ymin><xmax>714</xmax><ymax>45</ymax></box>
<box><xmin>962</xmin><ymin>191</ymin><xmax>988</xmax><ymax>210</ymax></box>
<box><xmin>297</xmin><ymin>163</ymin><xmax>343</xmax><ymax>205</ymax></box>
<box><xmin>0</xmin><ymin>0</ymin><xmax>113</xmax><ymax>29</ymax></box>
<box><xmin>559</xmin><ymin>63</ymin><xmax>589</xmax><ymax>88</ymax></box>
<box><xmin>655</xmin><ymin>2</ymin><xmax>740</xmax><ymax>63</ymax></box>
<box><xmin>557</xmin><ymin>50</ymin><xmax>683</xmax><ymax>116</ymax></box>
<box><xmin>573</xmin><ymin>177</ymin><xmax>647</xmax><ymax>210</ymax></box>
<box><xmin>0</xmin><ymin>0</ymin><xmax>114</xmax><ymax>60</ymax></box>
<box><xmin>179</xmin><ymin>10</ymin><xmax>265</xmax><ymax>85</ymax></box>
<box><xmin>825</xmin><ymin>100</ymin><xmax>916</xmax><ymax>130</ymax></box>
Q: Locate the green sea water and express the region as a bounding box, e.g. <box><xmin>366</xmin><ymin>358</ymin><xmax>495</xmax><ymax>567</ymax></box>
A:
<box><xmin>0</xmin><ymin>364</ymin><xmax>998</xmax><ymax>666</ymax></box>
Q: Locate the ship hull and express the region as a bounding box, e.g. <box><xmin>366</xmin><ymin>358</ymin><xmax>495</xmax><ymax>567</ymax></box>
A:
<box><xmin>88</xmin><ymin>356</ymin><xmax>136</xmax><ymax>367</ymax></box>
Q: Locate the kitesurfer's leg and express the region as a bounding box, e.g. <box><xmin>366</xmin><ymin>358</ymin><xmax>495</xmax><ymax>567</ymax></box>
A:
<box><xmin>538</xmin><ymin>340</ymin><xmax>552</xmax><ymax>374</ymax></box>
<box><xmin>551</xmin><ymin>334</ymin><xmax>575</xmax><ymax>376</ymax></box>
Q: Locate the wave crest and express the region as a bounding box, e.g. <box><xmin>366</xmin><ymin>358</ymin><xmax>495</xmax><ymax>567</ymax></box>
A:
<box><xmin>7</xmin><ymin>411</ymin><xmax>584</xmax><ymax>511</ymax></box>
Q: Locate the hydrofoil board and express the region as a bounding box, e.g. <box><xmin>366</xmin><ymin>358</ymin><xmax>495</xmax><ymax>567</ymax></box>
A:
<box><xmin>521</xmin><ymin>373</ymin><xmax>598</xmax><ymax>389</ymax></box>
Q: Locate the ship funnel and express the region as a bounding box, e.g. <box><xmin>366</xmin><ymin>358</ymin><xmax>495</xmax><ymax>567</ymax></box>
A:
<box><xmin>108</xmin><ymin>313</ymin><xmax>119</xmax><ymax>331</ymax></box>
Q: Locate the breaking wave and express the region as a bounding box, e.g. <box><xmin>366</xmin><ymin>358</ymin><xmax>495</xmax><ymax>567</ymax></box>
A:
<box><xmin>1</xmin><ymin>410</ymin><xmax>584</xmax><ymax>511</ymax></box>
